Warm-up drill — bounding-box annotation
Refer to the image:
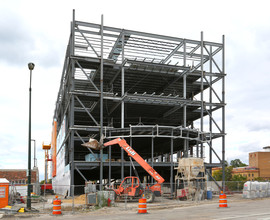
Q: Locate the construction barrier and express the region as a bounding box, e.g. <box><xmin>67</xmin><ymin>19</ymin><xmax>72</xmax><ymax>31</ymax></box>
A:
<box><xmin>138</xmin><ymin>196</ymin><xmax>147</xmax><ymax>214</ymax></box>
<box><xmin>52</xmin><ymin>196</ymin><xmax>62</xmax><ymax>215</ymax></box>
<box><xmin>219</xmin><ymin>191</ymin><xmax>228</xmax><ymax>208</ymax></box>
<box><xmin>0</xmin><ymin>178</ymin><xmax>9</xmax><ymax>208</ymax></box>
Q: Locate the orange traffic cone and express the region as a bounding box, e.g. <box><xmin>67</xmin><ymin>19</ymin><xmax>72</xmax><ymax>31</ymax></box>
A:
<box><xmin>138</xmin><ymin>194</ymin><xmax>147</xmax><ymax>214</ymax></box>
<box><xmin>52</xmin><ymin>196</ymin><xmax>62</xmax><ymax>215</ymax></box>
<box><xmin>219</xmin><ymin>191</ymin><xmax>228</xmax><ymax>208</ymax></box>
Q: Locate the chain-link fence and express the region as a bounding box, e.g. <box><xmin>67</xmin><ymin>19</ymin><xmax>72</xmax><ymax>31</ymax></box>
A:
<box><xmin>6</xmin><ymin>181</ymin><xmax>263</xmax><ymax>215</ymax></box>
<box><xmin>207</xmin><ymin>181</ymin><xmax>246</xmax><ymax>194</ymax></box>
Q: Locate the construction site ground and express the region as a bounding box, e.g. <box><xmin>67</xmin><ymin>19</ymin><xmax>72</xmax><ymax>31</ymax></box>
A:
<box><xmin>1</xmin><ymin>194</ymin><xmax>270</xmax><ymax>219</ymax></box>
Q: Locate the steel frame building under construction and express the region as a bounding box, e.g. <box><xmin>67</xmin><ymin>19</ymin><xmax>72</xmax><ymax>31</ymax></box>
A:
<box><xmin>51</xmin><ymin>10</ymin><xmax>226</xmax><ymax>195</ymax></box>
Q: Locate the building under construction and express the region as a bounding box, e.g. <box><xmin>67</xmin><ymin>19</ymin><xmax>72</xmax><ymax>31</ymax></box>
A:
<box><xmin>51</xmin><ymin>10</ymin><xmax>226</xmax><ymax>195</ymax></box>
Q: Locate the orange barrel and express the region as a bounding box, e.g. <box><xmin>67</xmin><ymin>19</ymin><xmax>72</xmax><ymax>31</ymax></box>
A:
<box><xmin>219</xmin><ymin>191</ymin><xmax>228</xmax><ymax>208</ymax></box>
<box><xmin>138</xmin><ymin>197</ymin><xmax>147</xmax><ymax>214</ymax></box>
<box><xmin>52</xmin><ymin>196</ymin><xmax>62</xmax><ymax>215</ymax></box>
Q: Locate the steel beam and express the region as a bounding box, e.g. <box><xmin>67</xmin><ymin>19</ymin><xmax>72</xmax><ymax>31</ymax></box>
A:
<box><xmin>74</xmin><ymin>95</ymin><xmax>99</xmax><ymax>125</ymax></box>
<box><xmin>162</xmin><ymin>41</ymin><xmax>184</xmax><ymax>64</ymax></box>
<box><xmin>200</xmin><ymin>31</ymin><xmax>204</xmax><ymax>159</ymax></box>
<box><xmin>121</xmin><ymin>33</ymin><xmax>125</xmax><ymax>180</ymax></box>
<box><xmin>222</xmin><ymin>35</ymin><xmax>226</xmax><ymax>191</ymax></box>
<box><xmin>75</xmin><ymin>26</ymin><xmax>99</xmax><ymax>57</ymax></box>
<box><xmin>75</xmin><ymin>20</ymin><xmax>222</xmax><ymax>47</ymax></box>
<box><xmin>75</xmin><ymin>166</ymin><xmax>87</xmax><ymax>182</ymax></box>
<box><xmin>75</xmin><ymin>60</ymin><xmax>100</xmax><ymax>91</ymax></box>
<box><xmin>209</xmin><ymin>45</ymin><xmax>213</xmax><ymax>169</ymax></box>
<box><xmin>99</xmin><ymin>14</ymin><xmax>104</xmax><ymax>190</ymax></box>
<box><xmin>70</xmin><ymin>14</ymin><xmax>75</xmax><ymax>192</ymax></box>
<box><xmin>170</xmin><ymin>135</ymin><xmax>174</xmax><ymax>196</ymax></box>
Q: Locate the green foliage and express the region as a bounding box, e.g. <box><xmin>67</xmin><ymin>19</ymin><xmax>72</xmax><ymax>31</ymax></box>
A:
<box><xmin>226</xmin><ymin>180</ymin><xmax>246</xmax><ymax>191</ymax></box>
<box><xmin>254</xmin><ymin>177</ymin><xmax>265</xmax><ymax>181</ymax></box>
<box><xmin>99</xmin><ymin>194</ymin><xmax>108</xmax><ymax>207</ymax></box>
<box><xmin>212</xmin><ymin>166</ymin><xmax>233</xmax><ymax>181</ymax></box>
<box><xmin>230</xmin><ymin>159</ymin><xmax>247</xmax><ymax>168</ymax></box>
<box><xmin>40</xmin><ymin>179</ymin><xmax>52</xmax><ymax>184</ymax></box>
<box><xmin>212</xmin><ymin>164</ymin><xmax>248</xmax><ymax>191</ymax></box>
<box><xmin>231</xmin><ymin>174</ymin><xmax>247</xmax><ymax>181</ymax></box>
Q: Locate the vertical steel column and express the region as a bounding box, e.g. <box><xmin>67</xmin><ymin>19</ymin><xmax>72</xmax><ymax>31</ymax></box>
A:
<box><xmin>71</xmin><ymin>10</ymin><xmax>75</xmax><ymax>56</ymax></box>
<box><xmin>70</xmin><ymin>10</ymin><xmax>75</xmax><ymax>194</ymax></box>
<box><xmin>121</xmin><ymin>33</ymin><xmax>125</xmax><ymax>180</ymax></box>
<box><xmin>108</xmin><ymin>131</ymin><xmax>111</xmax><ymax>184</ymax></box>
<box><xmin>151</xmin><ymin>136</ymin><xmax>154</xmax><ymax>184</ymax></box>
<box><xmin>170</xmin><ymin>133</ymin><xmax>174</xmax><ymax>196</ymax></box>
<box><xmin>222</xmin><ymin>35</ymin><xmax>226</xmax><ymax>191</ymax></box>
<box><xmin>209</xmin><ymin>46</ymin><xmax>213</xmax><ymax>171</ymax></box>
<box><xmin>200</xmin><ymin>31</ymin><xmax>204</xmax><ymax>159</ymax></box>
<box><xmin>99</xmin><ymin>15</ymin><xmax>104</xmax><ymax>190</ymax></box>
<box><xmin>130</xmin><ymin>138</ymin><xmax>132</xmax><ymax>176</ymax></box>
<box><xmin>183</xmin><ymin>39</ymin><xmax>188</xmax><ymax>158</ymax></box>
<box><xmin>109</xmin><ymin>145</ymin><xmax>111</xmax><ymax>183</ymax></box>
<box><xmin>70</xmin><ymin>62</ymin><xmax>75</xmax><ymax>191</ymax></box>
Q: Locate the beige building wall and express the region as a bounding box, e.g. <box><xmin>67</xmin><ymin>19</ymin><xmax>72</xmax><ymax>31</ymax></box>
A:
<box><xmin>249</xmin><ymin>152</ymin><xmax>270</xmax><ymax>179</ymax></box>
<box><xmin>232</xmin><ymin>170</ymin><xmax>259</xmax><ymax>181</ymax></box>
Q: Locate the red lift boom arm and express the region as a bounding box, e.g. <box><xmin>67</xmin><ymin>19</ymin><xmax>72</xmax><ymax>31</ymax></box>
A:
<box><xmin>104</xmin><ymin>138</ymin><xmax>165</xmax><ymax>184</ymax></box>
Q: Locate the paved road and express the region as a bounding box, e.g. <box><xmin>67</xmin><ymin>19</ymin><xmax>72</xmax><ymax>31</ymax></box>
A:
<box><xmin>4</xmin><ymin>197</ymin><xmax>270</xmax><ymax>220</ymax></box>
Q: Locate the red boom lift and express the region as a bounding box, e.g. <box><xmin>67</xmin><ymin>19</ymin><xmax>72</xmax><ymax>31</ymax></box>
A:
<box><xmin>103</xmin><ymin>138</ymin><xmax>165</xmax><ymax>202</ymax></box>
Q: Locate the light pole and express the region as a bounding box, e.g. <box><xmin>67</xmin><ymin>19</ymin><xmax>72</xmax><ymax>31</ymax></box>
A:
<box><xmin>27</xmin><ymin>62</ymin><xmax>35</xmax><ymax>210</ymax></box>
<box><xmin>31</xmin><ymin>139</ymin><xmax>37</xmax><ymax>168</ymax></box>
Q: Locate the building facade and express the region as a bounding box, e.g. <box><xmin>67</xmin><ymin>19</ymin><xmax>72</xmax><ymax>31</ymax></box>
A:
<box><xmin>0</xmin><ymin>169</ymin><xmax>38</xmax><ymax>185</ymax></box>
<box><xmin>232</xmin><ymin>167</ymin><xmax>259</xmax><ymax>181</ymax></box>
<box><xmin>249</xmin><ymin>151</ymin><xmax>270</xmax><ymax>179</ymax></box>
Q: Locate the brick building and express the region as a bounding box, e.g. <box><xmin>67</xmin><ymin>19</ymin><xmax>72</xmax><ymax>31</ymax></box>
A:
<box><xmin>249</xmin><ymin>149</ymin><xmax>270</xmax><ymax>179</ymax></box>
<box><xmin>212</xmin><ymin>166</ymin><xmax>259</xmax><ymax>181</ymax></box>
<box><xmin>0</xmin><ymin>169</ymin><xmax>38</xmax><ymax>185</ymax></box>
<box><xmin>232</xmin><ymin>167</ymin><xmax>259</xmax><ymax>181</ymax></box>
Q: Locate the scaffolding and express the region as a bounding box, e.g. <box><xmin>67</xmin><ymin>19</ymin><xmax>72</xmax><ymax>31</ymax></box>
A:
<box><xmin>52</xmin><ymin>10</ymin><xmax>226</xmax><ymax>195</ymax></box>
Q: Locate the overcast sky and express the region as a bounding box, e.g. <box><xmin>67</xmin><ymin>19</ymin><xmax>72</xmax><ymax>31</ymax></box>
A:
<box><xmin>0</xmin><ymin>0</ymin><xmax>270</xmax><ymax>181</ymax></box>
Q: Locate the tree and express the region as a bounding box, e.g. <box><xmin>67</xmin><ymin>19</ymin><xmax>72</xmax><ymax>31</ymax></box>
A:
<box><xmin>212</xmin><ymin>166</ymin><xmax>233</xmax><ymax>181</ymax></box>
<box><xmin>231</xmin><ymin>174</ymin><xmax>247</xmax><ymax>182</ymax></box>
<box><xmin>227</xmin><ymin>174</ymin><xmax>247</xmax><ymax>191</ymax></box>
<box><xmin>230</xmin><ymin>159</ymin><xmax>247</xmax><ymax>168</ymax></box>
<box><xmin>40</xmin><ymin>179</ymin><xmax>52</xmax><ymax>184</ymax></box>
<box><xmin>254</xmin><ymin>177</ymin><xmax>265</xmax><ymax>181</ymax></box>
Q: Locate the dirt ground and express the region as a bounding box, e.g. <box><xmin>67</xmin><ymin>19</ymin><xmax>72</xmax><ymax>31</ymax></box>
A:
<box><xmin>36</xmin><ymin>193</ymin><xmax>244</xmax><ymax>212</ymax></box>
<box><xmin>0</xmin><ymin>193</ymin><xmax>251</xmax><ymax>219</ymax></box>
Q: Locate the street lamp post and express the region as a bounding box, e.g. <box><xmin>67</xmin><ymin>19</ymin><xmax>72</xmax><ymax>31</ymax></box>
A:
<box><xmin>31</xmin><ymin>139</ymin><xmax>37</xmax><ymax>168</ymax></box>
<box><xmin>27</xmin><ymin>62</ymin><xmax>35</xmax><ymax>210</ymax></box>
